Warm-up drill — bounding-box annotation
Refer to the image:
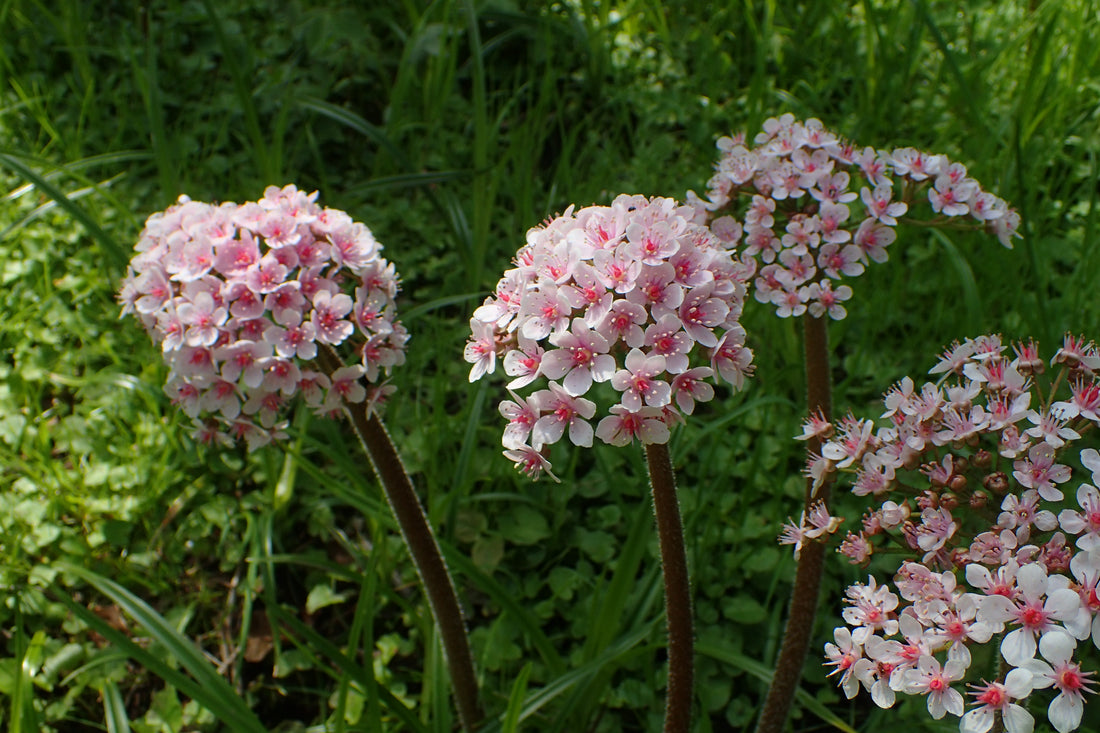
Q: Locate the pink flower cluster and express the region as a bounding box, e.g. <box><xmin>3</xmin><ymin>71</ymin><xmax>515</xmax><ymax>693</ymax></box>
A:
<box><xmin>119</xmin><ymin>185</ymin><xmax>407</xmax><ymax>450</ymax></box>
<box><xmin>465</xmin><ymin>194</ymin><xmax>754</xmax><ymax>480</ymax></box>
<box><xmin>688</xmin><ymin>114</ymin><xmax>1020</xmax><ymax>320</ymax></box>
<box><xmin>805</xmin><ymin>334</ymin><xmax>1100</xmax><ymax>732</ymax></box>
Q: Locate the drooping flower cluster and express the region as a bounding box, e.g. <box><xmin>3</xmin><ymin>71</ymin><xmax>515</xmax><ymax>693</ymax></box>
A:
<box><xmin>465</xmin><ymin>194</ymin><xmax>754</xmax><ymax>479</ymax></box>
<box><xmin>688</xmin><ymin>114</ymin><xmax>1020</xmax><ymax>320</ymax></box>
<box><xmin>119</xmin><ymin>185</ymin><xmax>407</xmax><ymax>450</ymax></box>
<box><xmin>804</xmin><ymin>334</ymin><xmax>1100</xmax><ymax>732</ymax></box>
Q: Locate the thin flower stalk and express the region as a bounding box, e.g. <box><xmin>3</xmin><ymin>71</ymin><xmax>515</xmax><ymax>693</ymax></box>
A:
<box><xmin>120</xmin><ymin>186</ymin><xmax>480</xmax><ymax>729</ymax></box>
<box><xmin>755</xmin><ymin>313</ymin><xmax>833</xmax><ymax>733</ymax></box>
<box><xmin>320</xmin><ymin>345</ymin><xmax>482</xmax><ymax>731</ymax></box>
<box><xmin>647</xmin><ymin>441</ymin><xmax>694</xmax><ymax>733</ymax></box>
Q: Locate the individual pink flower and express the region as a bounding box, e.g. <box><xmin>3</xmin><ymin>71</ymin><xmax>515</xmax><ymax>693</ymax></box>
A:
<box><xmin>310</xmin><ymin>289</ymin><xmax>355</xmax><ymax>346</ymax></box>
<box><xmin>803</xmin><ymin>280</ymin><xmax>852</xmax><ymax>320</ymax></box>
<box><xmin>902</xmin><ymin>655</ymin><xmax>966</xmax><ymax>719</ymax></box>
<box><xmin>540</xmin><ymin>319</ymin><xmax>615</xmax><ymax>397</ymax></box>
<box><xmin>595</xmin><ymin>406</ymin><xmax>670</xmax><ymax>447</ymax></box>
<box><xmin>842</xmin><ymin>576</ymin><xmax>900</xmax><ymax>644</ymax></box>
<box><xmin>669</xmin><ymin>368</ymin><xmax>715</xmax><ymax>415</ymax></box>
<box><xmin>530</xmin><ymin>382</ymin><xmax>597</xmax><ymax>448</ymax></box>
<box><xmin>780</xmin><ymin>500</ymin><xmax>843</xmax><ymax>559</ymax></box>
<box><xmin>499</xmin><ymin>390</ymin><xmax>540</xmax><ymax>450</ymax></box>
<box><xmin>611</xmin><ymin>348</ymin><xmax>671</xmax><ymax>411</ymax></box>
<box><xmin>1026</xmin><ymin>631</ymin><xmax>1096</xmax><ymax>733</ymax></box>
<box><xmin>464</xmin><ymin>318</ymin><xmax>498</xmax><ymax>382</ymax></box>
<box><xmin>503</xmin><ymin>445</ymin><xmax>559</xmax><ymax>483</ymax></box>
<box><xmin>265</xmin><ymin>310</ymin><xmax>318</xmax><ymax>361</ymax></box>
<box><xmin>823</xmin><ymin>627</ymin><xmax>871</xmax><ymax>700</ymax></box>
<box><xmin>960</xmin><ymin>669</ymin><xmax>1035</xmax><ymax>733</ymax></box>
<box><xmin>975</xmin><ymin>559</ymin><xmax>1081</xmax><ymax>666</ymax></box>
<box><xmin>1059</xmin><ymin>484</ymin><xmax>1100</xmax><ymax>551</ymax></box>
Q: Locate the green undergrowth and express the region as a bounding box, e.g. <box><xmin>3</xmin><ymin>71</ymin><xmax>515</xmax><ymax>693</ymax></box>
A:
<box><xmin>0</xmin><ymin>0</ymin><xmax>1098</xmax><ymax>730</ymax></box>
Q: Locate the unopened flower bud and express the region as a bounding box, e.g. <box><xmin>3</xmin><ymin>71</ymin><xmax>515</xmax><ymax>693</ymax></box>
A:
<box><xmin>917</xmin><ymin>491</ymin><xmax>939</xmax><ymax>510</ymax></box>
<box><xmin>940</xmin><ymin>492</ymin><xmax>959</xmax><ymax>510</ymax></box>
<box><xmin>972</xmin><ymin>449</ymin><xmax>992</xmax><ymax>469</ymax></box>
<box><xmin>968</xmin><ymin>490</ymin><xmax>988</xmax><ymax>508</ymax></box>
<box><xmin>983</xmin><ymin>471</ymin><xmax>1009</xmax><ymax>494</ymax></box>
<box><xmin>948</xmin><ymin>474</ymin><xmax>968</xmax><ymax>493</ymax></box>
<box><xmin>923</xmin><ymin>463</ymin><xmax>946</xmax><ymax>488</ymax></box>
<box><xmin>862</xmin><ymin>511</ymin><xmax>883</xmax><ymax>536</ymax></box>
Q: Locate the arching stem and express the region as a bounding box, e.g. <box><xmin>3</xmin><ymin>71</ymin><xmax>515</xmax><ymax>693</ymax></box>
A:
<box><xmin>317</xmin><ymin>346</ymin><xmax>481</xmax><ymax>731</ymax></box>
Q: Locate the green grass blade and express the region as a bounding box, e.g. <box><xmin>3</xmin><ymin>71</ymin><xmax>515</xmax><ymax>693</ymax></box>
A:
<box><xmin>501</xmin><ymin>662</ymin><xmax>532</xmax><ymax>733</ymax></box>
<box><xmin>0</xmin><ymin>173</ymin><xmax>125</xmax><ymax>240</ymax></box>
<box><xmin>344</xmin><ymin>169</ymin><xmax>473</xmax><ymax>197</ymax></box>
<box><xmin>580</xmin><ymin>500</ymin><xmax>654</xmax><ymax>661</ymax></box>
<box><xmin>131</xmin><ymin>4</ymin><xmax>178</xmax><ymax>198</ymax></box>
<box><xmin>915</xmin><ymin>0</ymin><xmax>991</xmax><ymax>140</ymax></box>
<box><xmin>333</xmin><ymin>555</ymin><xmax>380</xmax><ymax>733</ymax></box>
<box><xmin>464</xmin><ymin>0</ymin><xmax>492</xmax><ymax>286</ymax></box>
<box><xmin>198</xmin><ymin>0</ymin><xmax>274</xmax><ymax>183</ymax></box>
<box><xmin>400</xmin><ymin>292</ymin><xmax>483</xmax><ymax>325</ymax></box>
<box><xmin>929</xmin><ymin>229</ymin><xmax>982</xmax><ymax>335</ymax></box>
<box><xmin>0</xmin><ymin>152</ymin><xmax>127</xmax><ymax>271</ymax></box>
<box><xmin>10</xmin><ymin>610</ymin><xmax>43</xmax><ymax>733</ymax></box>
<box><xmin>441</xmin><ymin>543</ymin><xmax>566</xmax><ymax>677</ymax></box>
<box><xmin>696</xmin><ymin>639</ymin><xmax>858</xmax><ymax>733</ymax></box>
<box><xmin>478</xmin><ymin>622</ymin><xmax>658</xmax><ymax>733</ymax></box>
<box><xmin>266</xmin><ymin>605</ymin><xmax>427</xmax><ymax>733</ymax></box>
<box><xmin>56</xmin><ymin>563</ymin><xmax>268</xmax><ymax>733</ymax></box>
<box><xmin>56</xmin><ymin>597</ymin><xmax>265</xmax><ymax>733</ymax></box>
<box><xmin>447</xmin><ymin>378</ymin><xmax>488</xmax><ymax>511</ymax></box>
<box><xmin>295</xmin><ymin>95</ymin><xmax>473</xmax><ymax>260</ymax></box>
<box><xmin>102</xmin><ymin>680</ymin><xmax>132</xmax><ymax>733</ymax></box>
<box><xmin>297</xmin><ymin>96</ymin><xmax>410</xmax><ymax>167</ymax></box>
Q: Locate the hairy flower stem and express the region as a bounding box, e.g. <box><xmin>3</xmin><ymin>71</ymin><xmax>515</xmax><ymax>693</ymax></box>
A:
<box><xmin>646</xmin><ymin>441</ymin><xmax>693</xmax><ymax>733</ymax></box>
<box><xmin>317</xmin><ymin>348</ymin><xmax>482</xmax><ymax>731</ymax></box>
<box><xmin>755</xmin><ymin>313</ymin><xmax>833</xmax><ymax>733</ymax></box>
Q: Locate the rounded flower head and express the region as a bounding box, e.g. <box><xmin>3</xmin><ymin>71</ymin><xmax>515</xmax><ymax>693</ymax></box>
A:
<box><xmin>689</xmin><ymin>115</ymin><xmax>1019</xmax><ymax>320</ymax></box>
<box><xmin>817</xmin><ymin>333</ymin><xmax>1100</xmax><ymax>732</ymax></box>
<box><xmin>466</xmin><ymin>194</ymin><xmax>754</xmax><ymax>478</ymax></box>
<box><xmin>119</xmin><ymin>185</ymin><xmax>407</xmax><ymax>449</ymax></box>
